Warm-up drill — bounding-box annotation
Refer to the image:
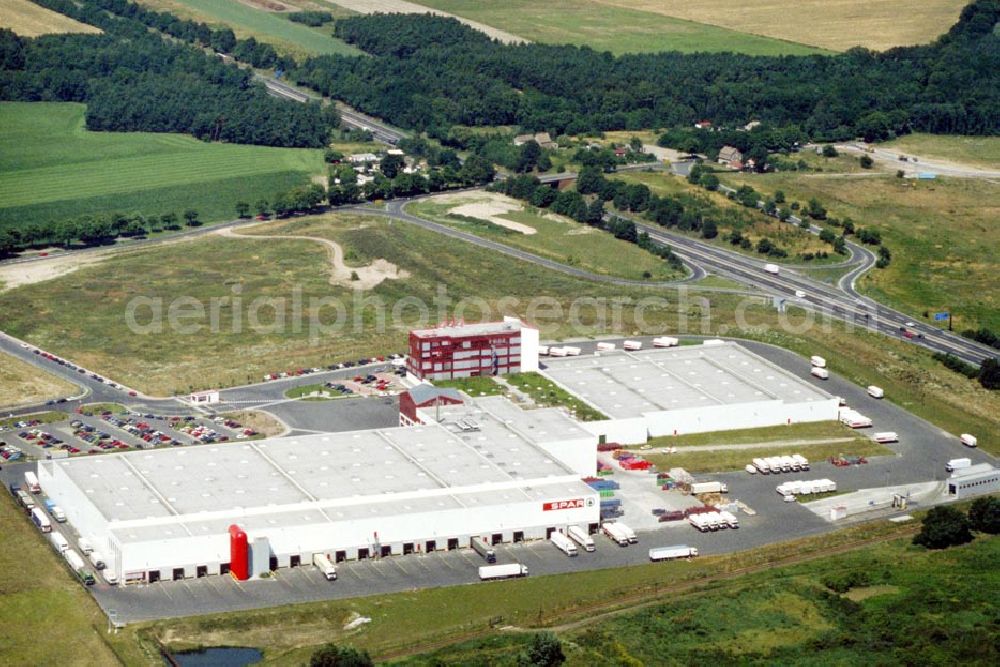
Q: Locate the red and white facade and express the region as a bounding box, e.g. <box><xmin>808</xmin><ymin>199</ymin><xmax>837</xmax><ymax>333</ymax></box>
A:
<box><xmin>407</xmin><ymin>317</ymin><xmax>539</xmax><ymax>381</ymax></box>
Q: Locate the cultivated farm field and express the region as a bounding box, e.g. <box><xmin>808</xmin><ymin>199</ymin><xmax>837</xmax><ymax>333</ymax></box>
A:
<box><xmin>136</xmin><ymin>0</ymin><xmax>362</xmax><ymax>56</ymax></box>
<box><xmin>718</xmin><ymin>170</ymin><xmax>1000</xmax><ymax>332</ymax></box>
<box><xmin>408</xmin><ymin>0</ymin><xmax>825</xmax><ymax>55</ymax></box>
<box><xmin>594</xmin><ymin>0</ymin><xmax>969</xmax><ymax>52</ymax></box>
<box><xmin>0</xmin><ymin>102</ymin><xmax>324</xmax><ymax>232</ymax></box>
<box><xmin>0</xmin><ymin>0</ymin><xmax>101</xmax><ymax>36</ymax></box>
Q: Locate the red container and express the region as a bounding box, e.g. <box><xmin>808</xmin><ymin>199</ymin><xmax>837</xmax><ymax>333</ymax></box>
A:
<box><xmin>229</xmin><ymin>525</ymin><xmax>249</xmax><ymax>581</ymax></box>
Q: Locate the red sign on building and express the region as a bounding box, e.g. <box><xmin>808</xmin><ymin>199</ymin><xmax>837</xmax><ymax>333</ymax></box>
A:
<box><xmin>543</xmin><ymin>498</ymin><xmax>585</xmax><ymax>511</ymax></box>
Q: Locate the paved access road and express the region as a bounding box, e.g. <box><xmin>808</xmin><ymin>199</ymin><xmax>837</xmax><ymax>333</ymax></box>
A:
<box><xmin>3</xmin><ymin>335</ymin><xmax>994</xmax><ymax>623</ymax></box>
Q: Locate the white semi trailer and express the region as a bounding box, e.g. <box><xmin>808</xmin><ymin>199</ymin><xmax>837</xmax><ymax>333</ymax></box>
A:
<box><xmin>649</xmin><ymin>545</ymin><xmax>698</xmax><ymax>561</ymax></box>
<box><xmin>479</xmin><ymin>564</ymin><xmax>528</xmax><ymax>580</ymax></box>
<box><xmin>567</xmin><ymin>525</ymin><xmax>595</xmax><ymax>552</ymax></box>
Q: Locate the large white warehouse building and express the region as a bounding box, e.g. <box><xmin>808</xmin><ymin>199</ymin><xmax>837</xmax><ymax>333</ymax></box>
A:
<box><xmin>38</xmin><ymin>397</ymin><xmax>599</xmax><ymax>584</ymax></box>
<box><xmin>541</xmin><ymin>341</ymin><xmax>839</xmax><ymax>445</ymax></box>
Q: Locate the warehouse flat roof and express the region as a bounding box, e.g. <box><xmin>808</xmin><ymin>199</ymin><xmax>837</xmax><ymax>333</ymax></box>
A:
<box><xmin>540</xmin><ymin>342</ymin><xmax>832</xmax><ymax>419</ymax></box>
<box><xmin>49</xmin><ymin>398</ymin><xmax>587</xmax><ymax>537</ymax></box>
<box><xmin>410</xmin><ymin>319</ymin><xmax>521</xmax><ymax>339</ymax></box>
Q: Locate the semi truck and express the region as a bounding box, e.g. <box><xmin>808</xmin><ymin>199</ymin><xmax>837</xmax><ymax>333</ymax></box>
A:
<box><xmin>31</xmin><ymin>507</ymin><xmax>52</xmax><ymax>533</ymax></box>
<box><xmin>478</xmin><ymin>563</ymin><xmax>528</xmax><ymax>580</ymax></box>
<box><xmin>810</xmin><ymin>356</ymin><xmax>827</xmax><ymax>368</ymax></box>
<box><xmin>23</xmin><ymin>471</ymin><xmax>41</xmax><ymax>494</ymax></box>
<box><xmin>567</xmin><ymin>525</ymin><xmax>595</xmax><ymax>552</ymax></box>
<box><xmin>867</xmin><ymin>385</ymin><xmax>885</xmax><ymax>399</ymax></box>
<box><xmin>16</xmin><ymin>490</ymin><xmax>35</xmax><ymax>510</ymax></box>
<box><xmin>653</xmin><ymin>336</ymin><xmax>679</xmax><ymax>348</ymax></box>
<box><xmin>873</xmin><ymin>432</ymin><xmax>898</xmax><ymax>443</ymax></box>
<box><xmin>78</xmin><ymin>537</ymin><xmax>93</xmax><ymax>555</ymax></box>
<box><xmin>618</xmin><ymin>522</ymin><xmax>638</xmax><ymax>544</ymax></box>
<box><xmin>471</xmin><ymin>536</ymin><xmax>497</xmax><ymax>563</ymax></box>
<box><xmin>88</xmin><ymin>551</ymin><xmax>106</xmax><ymax>570</ymax></box>
<box><xmin>690</xmin><ymin>481</ymin><xmax>728</xmax><ymax>494</ymax></box>
<box><xmin>602</xmin><ymin>522</ymin><xmax>630</xmax><ymax>546</ymax></box>
<box><xmin>764</xmin><ymin>263</ymin><xmax>779</xmax><ymax>274</ymax></box>
<box><xmin>648</xmin><ymin>545</ymin><xmax>698</xmax><ymax>561</ymax></box>
<box><xmin>946</xmin><ymin>458</ymin><xmax>972</xmax><ymax>473</ymax></box>
<box><xmin>563</xmin><ymin>346</ymin><xmax>582</xmax><ymax>356</ymax></box>
<box><xmin>312</xmin><ymin>553</ymin><xmax>338</xmax><ymax>580</ymax></box>
<box><xmin>64</xmin><ymin>550</ymin><xmax>95</xmax><ymax>586</ymax></box>
<box><xmin>960</xmin><ymin>434</ymin><xmax>978</xmax><ymax>448</ymax></box>
<box><xmin>596</xmin><ymin>342</ymin><xmax>616</xmax><ymax>352</ymax></box>
<box><xmin>549</xmin><ymin>531</ymin><xmax>578</xmax><ymax>556</ymax></box>
<box><xmin>49</xmin><ymin>531</ymin><xmax>69</xmax><ymax>553</ymax></box>
<box><xmin>810</xmin><ymin>367</ymin><xmax>829</xmax><ymax>380</ymax></box>
<box><xmin>623</xmin><ymin>340</ymin><xmax>643</xmax><ymax>351</ymax></box>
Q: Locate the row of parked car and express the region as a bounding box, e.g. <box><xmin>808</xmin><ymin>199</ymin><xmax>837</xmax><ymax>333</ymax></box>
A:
<box><xmin>262</xmin><ymin>353</ymin><xmax>405</xmax><ymax>382</ymax></box>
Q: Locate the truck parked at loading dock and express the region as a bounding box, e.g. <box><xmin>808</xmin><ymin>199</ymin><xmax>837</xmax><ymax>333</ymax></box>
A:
<box><xmin>567</xmin><ymin>525</ymin><xmax>595</xmax><ymax>552</ymax></box>
<box><xmin>31</xmin><ymin>507</ymin><xmax>51</xmax><ymax>533</ymax></box>
<box><xmin>649</xmin><ymin>545</ymin><xmax>698</xmax><ymax>561</ymax></box>
<box><xmin>946</xmin><ymin>458</ymin><xmax>971</xmax><ymax>473</ymax></box>
<box><xmin>478</xmin><ymin>563</ymin><xmax>528</xmax><ymax>580</ymax></box>
<box><xmin>549</xmin><ymin>531</ymin><xmax>578</xmax><ymax>556</ymax></box>
<box><xmin>471</xmin><ymin>536</ymin><xmax>496</xmax><ymax>563</ymax></box>
<box><xmin>313</xmin><ymin>553</ymin><xmax>338</xmax><ymax>580</ymax></box>
<box><xmin>23</xmin><ymin>471</ymin><xmax>41</xmax><ymax>494</ymax></box>
<box><xmin>602</xmin><ymin>522</ymin><xmax>630</xmax><ymax>546</ymax></box>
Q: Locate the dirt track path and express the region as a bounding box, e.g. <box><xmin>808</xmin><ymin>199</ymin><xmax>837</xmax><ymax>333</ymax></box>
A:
<box><xmin>216</xmin><ymin>227</ymin><xmax>408</xmax><ymax>290</ymax></box>
<box><xmin>322</xmin><ymin>0</ymin><xmax>526</xmax><ymax>43</ymax></box>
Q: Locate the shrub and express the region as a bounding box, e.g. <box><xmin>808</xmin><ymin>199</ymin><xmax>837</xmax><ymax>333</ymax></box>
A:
<box><xmin>913</xmin><ymin>506</ymin><xmax>974</xmax><ymax>550</ymax></box>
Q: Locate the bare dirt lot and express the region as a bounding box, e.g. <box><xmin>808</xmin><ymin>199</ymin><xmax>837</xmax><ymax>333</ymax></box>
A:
<box><xmin>323</xmin><ymin>0</ymin><xmax>526</xmax><ymax>42</ymax></box>
<box><xmin>0</xmin><ymin>350</ymin><xmax>79</xmax><ymax>408</ymax></box>
<box><xmin>0</xmin><ymin>0</ymin><xmax>102</xmax><ymax>36</ymax></box>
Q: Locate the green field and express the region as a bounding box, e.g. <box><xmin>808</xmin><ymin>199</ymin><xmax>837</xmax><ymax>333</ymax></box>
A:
<box><xmin>718</xmin><ymin>170</ymin><xmax>1000</xmax><ymax>331</ymax></box>
<box><xmin>0</xmin><ymin>479</ymin><xmax>146</xmax><ymax>666</ymax></box>
<box><xmin>0</xmin><ymin>102</ymin><xmax>324</xmax><ymax>231</ymax></box>
<box><xmin>410</xmin><ymin>0</ymin><xmax>826</xmax><ymax>55</ymax></box>
<box><xmin>644</xmin><ymin>438</ymin><xmax>889</xmax><ymax>474</ymax></box>
<box><xmin>396</xmin><ymin>531</ymin><xmax>999</xmax><ymax>665</ymax></box>
<box><xmin>881</xmin><ymin>132</ymin><xmax>1000</xmax><ymax>169</ymax></box>
<box><xmin>139</xmin><ymin>0</ymin><xmax>361</xmax><ymax>56</ymax></box>
<box><xmin>644</xmin><ymin>420</ymin><xmax>861</xmax><ymax>448</ymax></box>
<box><xmin>408</xmin><ymin>195</ymin><xmax>684</xmax><ymax>281</ymax></box>
<box><xmin>432</xmin><ymin>375</ymin><xmax>507</xmax><ymax>397</ymax></box>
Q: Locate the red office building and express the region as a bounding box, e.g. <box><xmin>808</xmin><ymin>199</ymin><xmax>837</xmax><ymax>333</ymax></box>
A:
<box><xmin>407</xmin><ymin>318</ymin><xmax>538</xmax><ymax>381</ymax></box>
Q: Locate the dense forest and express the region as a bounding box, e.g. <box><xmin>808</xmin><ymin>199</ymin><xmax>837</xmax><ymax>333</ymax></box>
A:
<box><xmin>0</xmin><ymin>0</ymin><xmax>335</xmax><ymax>147</ymax></box>
<box><xmin>291</xmin><ymin>1</ymin><xmax>999</xmax><ymax>139</ymax></box>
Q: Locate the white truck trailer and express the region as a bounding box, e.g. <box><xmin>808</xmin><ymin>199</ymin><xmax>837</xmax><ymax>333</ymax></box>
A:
<box><xmin>563</xmin><ymin>346</ymin><xmax>582</xmax><ymax>356</ymax></box>
<box><xmin>312</xmin><ymin>553</ymin><xmax>338</xmax><ymax>580</ymax></box>
<box><xmin>653</xmin><ymin>336</ymin><xmax>679</xmax><ymax>348</ymax></box>
<box><xmin>23</xmin><ymin>471</ymin><xmax>41</xmax><ymax>494</ymax></box>
<box><xmin>792</xmin><ymin>454</ymin><xmax>810</xmax><ymax>471</ymax></box>
<box><xmin>867</xmin><ymin>385</ymin><xmax>885</xmax><ymax>399</ymax></box>
<box><xmin>88</xmin><ymin>551</ymin><xmax>106</xmax><ymax>570</ymax></box>
<box><xmin>49</xmin><ymin>531</ymin><xmax>69</xmax><ymax>553</ymax></box>
<box><xmin>618</xmin><ymin>522</ymin><xmax>638</xmax><ymax>543</ymax></box>
<box><xmin>752</xmin><ymin>457</ymin><xmax>770</xmax><ymax>474</ymax></box>
<box><xmin>623</xmin><ymin>340</ymin><xmax>643</xmax><ymax>351</ymax></box>
<box><xmin>595</xmin><ymin>342</ymin><xmax>616</xmax><ymax>352</ymax></box>
<box><xmin>649</xmin><ymin>545</ymin><xmax>698</xmax><ymax>561</ymax></box>
<box><xmin>810</xmin><ymin>356</ymin><xmax>827</xmax><ymax>368</ymax></box>
<box><xmin>549</xmin><ymin>531</ymin><xmax>578</xmax><ymax>556</ymax></box>
<box><xmin>946</xmin><ymin>458</ymin><xmax>972</xmax><ymax>473</ymax></box>
<box><xmin>874</xmin><ymin>431</ymin><xmax>899</xmax><ymax>443</ymax></box>
<box><xmin>764</xmin><ymin>263</ymin><xmax>780</xmax><ymax>274</ymax></box>
<box><xmin>960</xmin><ymin>434</ymin><xmax>978</xmax><ymax>448</ymax></box>
<box><xmin>810</xmin><ymin>367</ymin><xmax>829</xmax><ymax>380</ymax></box>
<box><xmin>479</xmin><ymin>563</ymin><xmax>528</xmax><ymax>580</ymax></box>
<box><xmin>567</xmin><ymin>525</ymin><xmax>595</xmax><ymax>552</ymax></box>
<box><xmin>471</xmin><ymin>536</ymin><xmax>497</xmax><ymax>563</ymax></box>
<box><xmin>718</xmin><ymin>511</ymin><xmax>740</xmax><ymax>528</ymax></box>
<box><xmin>31</xmin><ymin>507</ymin><xmax>52</xmax><ymax>533</ymax></box>
<box><xmin>690</xmin><ymin>481</ymin><xmax>729</xmax><ymax>494</ymax></box>
<box><xmin>602</xmin><ymin>522</ymin><xmax>630</xmax><ymax>546</ymax></box>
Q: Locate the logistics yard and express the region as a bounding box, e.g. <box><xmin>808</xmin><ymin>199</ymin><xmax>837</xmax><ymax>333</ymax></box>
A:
<box><xmin>2</xmin><ymin>333</ymin><xmax>995</xmax><ymax>624</ymax></box>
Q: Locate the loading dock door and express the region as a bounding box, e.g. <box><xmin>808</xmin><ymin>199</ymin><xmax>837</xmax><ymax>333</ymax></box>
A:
<box><xmin>425</xmin><ymin>540</ymin><xmax>436</xmax><ymax>552</ymax></box>
<box><xmin>513</xmin><ymin>531</ymin><xmax>524</xmax><ymax>543</ymax></box>
<box><xmin>196</xmin><ymin>565</ymin><xmax>208</xmax><ymax>578</ymax></box>
<box><xmin>290</xmin><ymin>555</ymin><xmax>300</xmax><ymax>567</ymax></box>
<box><xmin>403</xmin><ymin>542</ymin><xmax>414</xmax><ymax>555</ymax></box>
<box><xmin>546</xmin><ymin>527</ymin><xmax>556</xmax><ymax>538</ymax></box>
<box><xmin>172</xmin><ymin>568</ymin><xmax>184</xmax><ymax>581</ymax></box>
<box><xmin>269</xmin><ymin>556</ymin><xmax>278</xmax><ymax>571</ymax></box>
<box><xmin>491</xmin><ymin>533</ymin><xmax>503</xmax><ymax>544</ymax></box>
<box><xmin>357</xmin><ymin>548</ymin><xmax>370</xmax><ymax>559</ymax></box>
<box><xmin>447</xmin><ymin>538</ymin><xmax>459</xmax><ymax>551</ymax></box>
<box><xmin>148</xmin><ymin>570</ymin><xmax>160</xmax><ymax>583</ymax></box>
<box><xmin>220</xmin><ymin>563</ymin><xmax>230</xmax><ymax>576</ymax></box>
<box><xmin>380</xmin><ymin>545</ymin><xmax>392</xmax><ymax>558</ymax></box>
<box><xmin>335</xmin><ymin>551</ymin><xmax>346</xmax><ymax>563</ymax></box>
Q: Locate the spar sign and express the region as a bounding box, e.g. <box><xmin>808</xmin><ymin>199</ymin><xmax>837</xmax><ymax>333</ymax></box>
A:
<box><xmin>543</xmin><ymin>498</ymin><xmax>589</xmax><ymax>511</ymax></box>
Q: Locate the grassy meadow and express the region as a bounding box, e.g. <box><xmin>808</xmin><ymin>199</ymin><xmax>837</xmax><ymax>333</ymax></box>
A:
<box><xmin>0</xmin><ymin>102</ymin><xmax>324</xmax><ymax>232</ymax></box>
<box><xmin>0</xmin><ymin>352</ymin><xmax>79</xmax><ymax>408</ymax></box>
<box><xmin>410</xmin><ymin>0</ymin><xmax>825</xmax><ymax>55</ymax></box>
<box><xmin>0</xmin><ymin>483</ymin><xmax>148</xmax><ymax>666</ymax></box>
<box><xmin>395</xmin><ymin>532</ymin><xmax>999</xmax><ymax>665</ymax></box>
<box><xmin>594</xmin><ymin>0</ymin><xmax>968</xmax><ymax>52</ymax></box>
<box><xmin>718</xmin><ymin>170</ymin><xmax>1000</xmax><ymax>331</ymax></box>
<box><xmin>408</xmin><ymin>195</ymin><xmax>685</xmax><ymax>281</ymax></box>
<box><xmin>136</xmin><ymin>0</ymin><xmax>361</xmax><ymax>57</ymax></box>
<box><xmin>643</xmin><ymin>438</ymin><xmax>890</xmax><ymax>474</ymax></box>
<box><xmin>881</xmin><ymin>132</ymin><xmax>1000</xmax><ymax>169</ymax></box>
<box><xmin>0</xmin><ymin>0</ymin><xmax>102</xmax><ymax>36</ymax></box>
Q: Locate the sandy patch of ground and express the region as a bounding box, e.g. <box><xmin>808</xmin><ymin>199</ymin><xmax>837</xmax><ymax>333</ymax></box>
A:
<box><xmin>235</xmin><ymin>0</ymin><xmax>300</xmax><ymax>11</ymax></box>
<box><xmin>219</xmin><ymin>226</ymin><xmax>409</xmax><ymax>290</ymax></box>
<box><xmin>0</xmin><ymin>252</ymin><xmax>110</xmax><ymax>292</ymax></box>
<box><xmin>323</xmin><ymin>0</ymin><xmax>526</xmax><ymax>43</ymax></box>
<box><xmin>449</xmin><ymin>202</ymin><xmax>537</xmax><ymax>235</ymax></box>
<box><xmin>0</xmin><ymin>350</ymin><xmax>80</xmax><ymax>408</ymax></box>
